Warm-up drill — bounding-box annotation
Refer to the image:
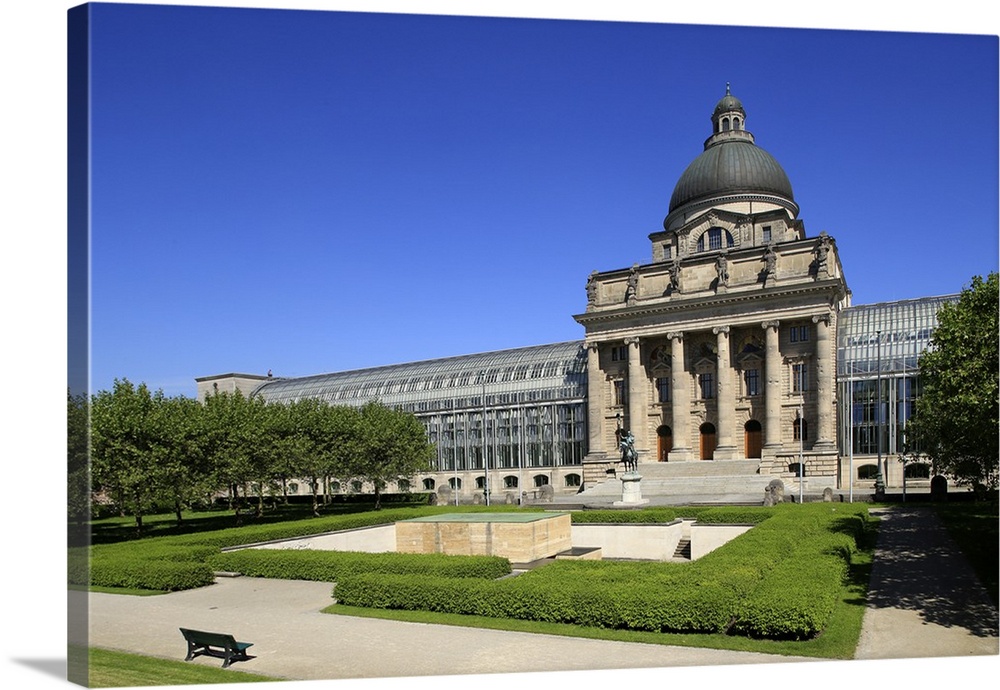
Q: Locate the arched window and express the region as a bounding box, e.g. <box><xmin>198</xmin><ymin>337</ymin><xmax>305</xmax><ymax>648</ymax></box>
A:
<box><xmin>565</xmin><ymin>473</ymin><xmax>581</xmax><ymax>487</ymax></box>
<box><xmin>904</xmin><ymin>463</ymin><xmax>931</xmax><ymax>479</ymax></box>
<box><xmin>722</xmin><ymin>117</ymin><xmax>731</xmax><ymax>131</ymax></box>
<box><xmin>422</xmin><ymin>478</ymin><xmax>435</xmax><ymax>491</ymax></box>
<box><xmin>350</xmin><ymin>480</ymin><xmax>363</xmax><ymax>493</ymax></box>
<box><xmin>475</xmin><ymin>476</ymin><xmax>486</xmax><ymax>490</ymax></box>
<box><xmin>397</xmin><ymin>478</ymin><xmax>411</xmax><ymax>492</ymax></box>
<box><xmin>503</xmin><ymin>475</ymin><xmax>518</xmax><ymax>488</ymax></box>
<box><xmin>857</xmin><ymin>464</ymin><xmax>879</xmax><ymax>480</ymax></box>
<box><xmin>328</xmin><ymin>481</ymin><xmax>340</xmax><ymax>493</ymax></box>
<box><xmin>787</xmin><ymin>462</ymin><xmax>804</xmax><ymax>477</ymax></box>
<box><xmin>288</xmin><ymin>482</ymin><xmax>299</xmax><ymax>495</ymax></box>
<box><xmin>696</xmin><ymin>227</ymin><xmax>734</xmax><ymax>252</ymax></box>
<box><xmin>448</xmin><ymin>477</ymin><xmax>462</xmax><ymax>490</ymax></box>
<box><xmin>533</xmin><ymin>474</ymin><xmax>550</xmax><ymax>487</ymax></box>
<box><xmin>793</xmin><ymin>417</ymin><xmax>808</xmax><ymax>441</ymax></box>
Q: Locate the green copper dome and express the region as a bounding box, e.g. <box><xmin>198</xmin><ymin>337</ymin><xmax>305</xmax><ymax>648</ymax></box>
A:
<box><xmin>667</xmin><ymin>87</ymin><xmax>795</xmax><ymax>218</ymax></box>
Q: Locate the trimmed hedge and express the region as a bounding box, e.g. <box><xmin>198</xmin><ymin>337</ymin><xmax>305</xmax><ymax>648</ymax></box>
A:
<box><xmin>334</xmin><ymin>503</ymin><xmax>872</xmax><ymax>640</ymax></box>
<box><xmin>207</xmin><ymin>549</ymin><xmax>511</xmax><ymax>582</ymax></box>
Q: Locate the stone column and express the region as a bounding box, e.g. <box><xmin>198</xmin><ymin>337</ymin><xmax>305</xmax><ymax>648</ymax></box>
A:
<box><xmin>812</xmin><ymin>313</ymin><xmax>836</xmax><ymax>448</ymax></box>
<box><xmin>713</xmin><ymin>326</ymin><xmax>737</xmax><ymax>459</ymax></box>
<box><xmin>667</xmin><ymin>332</ymin><xmax>692</xmax><ymax>461</ymax></box>
<box><xmin>585</xmin><ymin>341</ymin><xmax>604</xmax><ymax>455</ymax></box>
<box><xmin>625</xmin><ymin>336</ymin><xmax>647</xmax><ymax>459</ymax></box>
<box><xmin>762</xmin><ymin>321</ymin><xmax>782</xmax><ymax>450</ymax></box>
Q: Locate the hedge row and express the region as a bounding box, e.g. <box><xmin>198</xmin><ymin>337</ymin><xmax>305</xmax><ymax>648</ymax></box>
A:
<box><xmin>207</xmin><ymin>548</ymin><xmax>511</xmax><ymax>582</ymax></box>
<box><xmin>334</xmin><ymin>504</ymin><xmax>871</xmax><ymax>639</ymax></box>
<box><xmin>569</xmin><ymin>506</ymin><xmax>773</xmax><ymax>525</ymax></box>
<box><xmin>78</xmin><ymin>505</ymin><xmax>527</xmax><ymax>591</ymax></box>
<box><xmin>333</xmin><ymin>572</ymin><xmax>734</xmax><ymax>632</ymax></box>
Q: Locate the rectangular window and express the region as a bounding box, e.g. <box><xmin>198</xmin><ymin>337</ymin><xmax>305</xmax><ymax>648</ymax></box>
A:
<box><xmin>744</xmin><ymin>368</ymin><xmax>759</xmax><ymax>396</ymax></box>
<box><xmin>789</xmin><ymin>325</ymin><xmax>809</xmax><ymax>342</ymax></box>
<box><xmin>613</xmin><ymin>379</ymin><xmax>627</xmax><ymax>406</ymax></box>
<box><xmin>762</xmin><ymin>226</ymin><xmax>771</xmax><ymax>243</ymax></box>
<box><xmin>699</xmin><ymin>372</ymin><xmax>715</xmax><ymax>399</ymax></box>
<box><xmin>663</xmin><ymin>244</ymin><xmax>672</xmax><ymax>260</ymax></box>
<box><xmin>611</xmin><ymin>345</ymin><xmax>628</xmax><ymax>362</ymax></box>
<box><xmin>792</xmin><ymin>363</ymin><xmax>808</xmax><ymax>393</ymax></box>
<box><xmin>656</xmin><ymin>377</ymin><xmax>671</xmax><ymax>403</ymax></box>
<box><xmin>708</xmin><ymin>228</ymin><xmax>722</xmax><ymax>250</ymax></box>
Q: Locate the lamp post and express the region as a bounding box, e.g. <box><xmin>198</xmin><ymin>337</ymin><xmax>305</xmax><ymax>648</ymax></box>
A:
<box><xmin>482</xmin><ymin>371</ymin><xmax>489</xmax><ymax>507</ymax></box>
<box><xmin>875</xmin><ymin>330</ymin><xmax>886</xmax><ymax>500</ymax></box>
<box><xmin>798</xmin><ymin>399</ymin><xmax>804</xmax><ymax>504</ymax></box>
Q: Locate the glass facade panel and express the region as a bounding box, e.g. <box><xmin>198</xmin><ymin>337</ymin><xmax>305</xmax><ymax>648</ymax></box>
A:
<box><xmin>252</xmin><ymin>341</ymin><xmax>588</xmax><ymax>475</ymax></box>
<box><xmin>836</xmin><ymin>295</ymin><xmax>959</xmax><ymax>458</ymax></box>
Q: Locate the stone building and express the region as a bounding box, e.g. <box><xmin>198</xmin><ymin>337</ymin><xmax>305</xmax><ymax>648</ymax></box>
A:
<box><xmin>574</xmin><ymin>86</ymin><xmax>849</xmax><ymax>488</ymax></box>
<box><xmin>197</xmin><ymin>87</ymin><xmax>961</xmax><ymax>501</ymax></box>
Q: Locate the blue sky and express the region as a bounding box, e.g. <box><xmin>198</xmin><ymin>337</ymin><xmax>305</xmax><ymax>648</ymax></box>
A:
<box><xmin>80</xmin><ymin>4</ymin><xmax>998</xmax><ymax>399</ymax></box>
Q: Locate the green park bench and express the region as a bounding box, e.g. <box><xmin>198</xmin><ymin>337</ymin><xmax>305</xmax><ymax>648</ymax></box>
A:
<box><xmin>179</xmin><ymin>627</ymin><xmax>253</xmax><ymax>668</ymax></box>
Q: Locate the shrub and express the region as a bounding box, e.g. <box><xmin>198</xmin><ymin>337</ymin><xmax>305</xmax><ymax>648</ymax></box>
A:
<box><xmin>208</xmin><ymin>549</ymin><xmax>511</xmax><ymax>582</ymax></box>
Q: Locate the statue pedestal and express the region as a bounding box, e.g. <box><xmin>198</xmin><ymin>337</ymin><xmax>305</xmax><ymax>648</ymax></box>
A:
<box><xmin>613</xmin><ymin>472</ymin><xmax>648</xmax><ymax>507</ymax></box>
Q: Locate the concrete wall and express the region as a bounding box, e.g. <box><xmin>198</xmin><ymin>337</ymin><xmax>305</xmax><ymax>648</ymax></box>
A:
<box><xmin>251</xmin><ymin>524</ymin><xmax>397</xmax><ymax>553</ymax></box>
<box><xmin>689</xmin><ymin>523</ymin><xmax>753</xmax><ymax>560</ymax></box>
<box><xmin>571</xmin><ymin>521</ymin><xmax>686</xmax><ymax>560</ymax></box>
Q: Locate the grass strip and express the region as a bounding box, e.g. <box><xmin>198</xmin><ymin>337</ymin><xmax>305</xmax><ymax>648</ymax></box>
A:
<box><xmin>86</xmin><ymin>647</ymin><xmax>278</xmax><ymax>687</ymax></box>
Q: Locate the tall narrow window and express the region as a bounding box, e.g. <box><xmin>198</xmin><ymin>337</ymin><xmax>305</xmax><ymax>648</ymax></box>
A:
<box><xmin>656</xmin><ymin>377</ymin><xmax>671</xmax><ymax>403</ymax></box>
<box><xmin>613</xmin><ymin>379</ymin><xmax>627</xmax><ymax>406</ymax></box>
<box><xmin>792</xmin><ymin>363</ymin><xmax>808</xmax><ymax>392</ymax></box>
<box><xmin>744</xmin><ymin>368</ymin><xmax>760</xmax><ymax>396</ymax></box>
<box><xmin>699</xmin><ymin>372</ymin><xmax>715</xmax><ymax>399</ymax></box>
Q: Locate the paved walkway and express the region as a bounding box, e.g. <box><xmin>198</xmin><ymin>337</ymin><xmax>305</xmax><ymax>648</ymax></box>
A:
<box><xmin>855</xmin><ymin>505</ymin><xmax>997</xmax><ymax>660</ymax></box>
<box><xmin>80</xmin><ymin>504</ymin><xmax>998</xmax><ymax>682</ymax></box>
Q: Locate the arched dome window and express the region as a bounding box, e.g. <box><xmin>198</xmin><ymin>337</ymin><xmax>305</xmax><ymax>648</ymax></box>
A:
<box><xmin>696</xmin><ymin>227</ymin><xmax>734</xmax><ymax>252</ymax></box>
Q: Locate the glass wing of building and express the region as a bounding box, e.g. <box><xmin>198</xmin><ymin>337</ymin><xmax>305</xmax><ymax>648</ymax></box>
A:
<box><xmin>836</xmin><ymin>294</ymin><xmax>959</xmax><ymax>465</ymax></box>
<box><xmin>251</xmin><ymin>341</ymin><xmax>588</xmax><ymax>483</ymax></box>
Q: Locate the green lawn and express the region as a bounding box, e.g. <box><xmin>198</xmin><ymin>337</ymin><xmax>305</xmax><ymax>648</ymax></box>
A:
<box><xmin>85</xmin><ymin>647</ymin><xmax>279</xmax><ymax>687</ymax></box>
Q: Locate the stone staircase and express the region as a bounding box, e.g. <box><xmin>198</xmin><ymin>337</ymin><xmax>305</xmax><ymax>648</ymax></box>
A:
<box><xmin>563</xmin><ymin>459</ymin><xmax>773</xmax><ymax>507</ymax></box>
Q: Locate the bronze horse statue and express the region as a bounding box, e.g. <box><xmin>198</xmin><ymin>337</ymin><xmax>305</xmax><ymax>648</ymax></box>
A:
<box><xmin>617</xmin><ymin>428</ymin><xmax>638</xmax><ymax>473</ymax></box>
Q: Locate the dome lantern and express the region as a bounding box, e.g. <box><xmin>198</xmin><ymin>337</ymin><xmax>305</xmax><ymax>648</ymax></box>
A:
<box><xmin>665</xmin><ymin>86</ymin><xmax>798</xmax><ymax>230</ymax></box>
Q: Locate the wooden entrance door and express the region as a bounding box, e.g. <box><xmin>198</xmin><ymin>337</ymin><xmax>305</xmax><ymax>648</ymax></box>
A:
<box><xmin>699</xmin><ymin>423</ymin><xmax>716</xmax><ymax>460</ymax></box>
<box><xmin>657</xmin><ymin>425</ymin><xmax>672</xmax><ymax>461</ymax></box>
<box><xmin>744</xmin><ymin>420</ymin><xmax>762</xmax><ymax>459</ymax></box>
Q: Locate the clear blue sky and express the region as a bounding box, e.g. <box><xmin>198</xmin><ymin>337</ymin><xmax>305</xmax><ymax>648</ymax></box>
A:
<box><xmin>76</xmin><ymin>4</ymin><xmax>998</xmax><ymax>399</ymax></box>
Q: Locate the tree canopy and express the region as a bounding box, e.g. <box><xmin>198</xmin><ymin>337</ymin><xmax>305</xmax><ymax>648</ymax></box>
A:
<box><xmin>910</xmin><ymin>273</ymin><xmax>999</xmax><ymax>493</ymax></box>
<box><xmin>86</xmin><ymin>379</ymin><xmax>434</xmax><ymax>530</ymax></box>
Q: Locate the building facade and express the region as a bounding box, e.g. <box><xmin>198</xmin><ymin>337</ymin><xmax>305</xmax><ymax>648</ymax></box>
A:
<box><xmin>197</xmin><ymin>88</ymin><xmax>957</xmax><ymax>500</ymax></box>
<box><xmin>574</xmin><ymin>86</ymin><xmax>849</xmax><ymax>488</ymax></box>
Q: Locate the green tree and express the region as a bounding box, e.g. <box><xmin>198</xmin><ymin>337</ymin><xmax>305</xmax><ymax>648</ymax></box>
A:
<box><xmin>350</xmin><ymin>401</ymin><xmax>434</xmax><ymax>509</ymax></box>
<box><xmin>90</xmin><ymin>380</ymin><xmax>165</xmax><ymax>534</ymax></box>
<box><xmin>910</xmin><ymin>273</ymin><xmax>999</xmax><ymax>493</ymax></box>
<box><xmin>202</xmin><ymin>390</ymin><xmax>279</xmax><ymax>523</ymax></box>
<box><xmin>153</xmin><ymin>394</ymin><xmax>211</xmax><ymax>525</ymax></box>
<box><xmin>67</xmin><ymin>389</ymin><xmax>91</xmax><ymax>528</ymax></box>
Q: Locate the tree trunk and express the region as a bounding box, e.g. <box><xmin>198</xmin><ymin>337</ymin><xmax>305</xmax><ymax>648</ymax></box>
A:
<box><xmin>311</xmin><ymin>477</ymin><xmax>320</xmax><ymax>517</ymax></box>
<box><xmin>174</xmin><ymin>499</ymin><xmax>184</xmax><ymax>526</ymax></box>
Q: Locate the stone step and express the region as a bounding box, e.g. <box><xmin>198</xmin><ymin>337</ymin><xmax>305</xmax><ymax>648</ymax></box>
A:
<box><xmin>579</xmin><ymin>473</ymin><xmax>773</xmax><ymax>498</ymax></box>
<box><xmin>629</xmin><ymin>459</ymin><xmax>763</xmax><ymax>479</ymax></box>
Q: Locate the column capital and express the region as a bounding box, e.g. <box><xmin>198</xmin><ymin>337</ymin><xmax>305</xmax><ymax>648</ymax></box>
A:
<box><xmin>585</xmin><ymin>340</ymin><xmax>601</xmax><ymax>352</ymax></box>
<box><xmin>761</xmin><ymin>320</ymin><xmax>781</xmax><ymax>330</ymax></box>
<box><xmin>666</xmin><ymin>331</ymin><xmax>684</xmax><ymax>341</ymax></box>
<box><xmin>812</xmin><ymin>313</ymin><xmax>831</xmax><ymax>325</ymax></box>
<box><xmin>712</xmin><ymin>325</ymin><xmax>730</xmax><ymax>336</ymax></box>
<box><xmin>624</xmin><ymin>336</ymin><xmax>641</xmax><ymax>347</ymax></box>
